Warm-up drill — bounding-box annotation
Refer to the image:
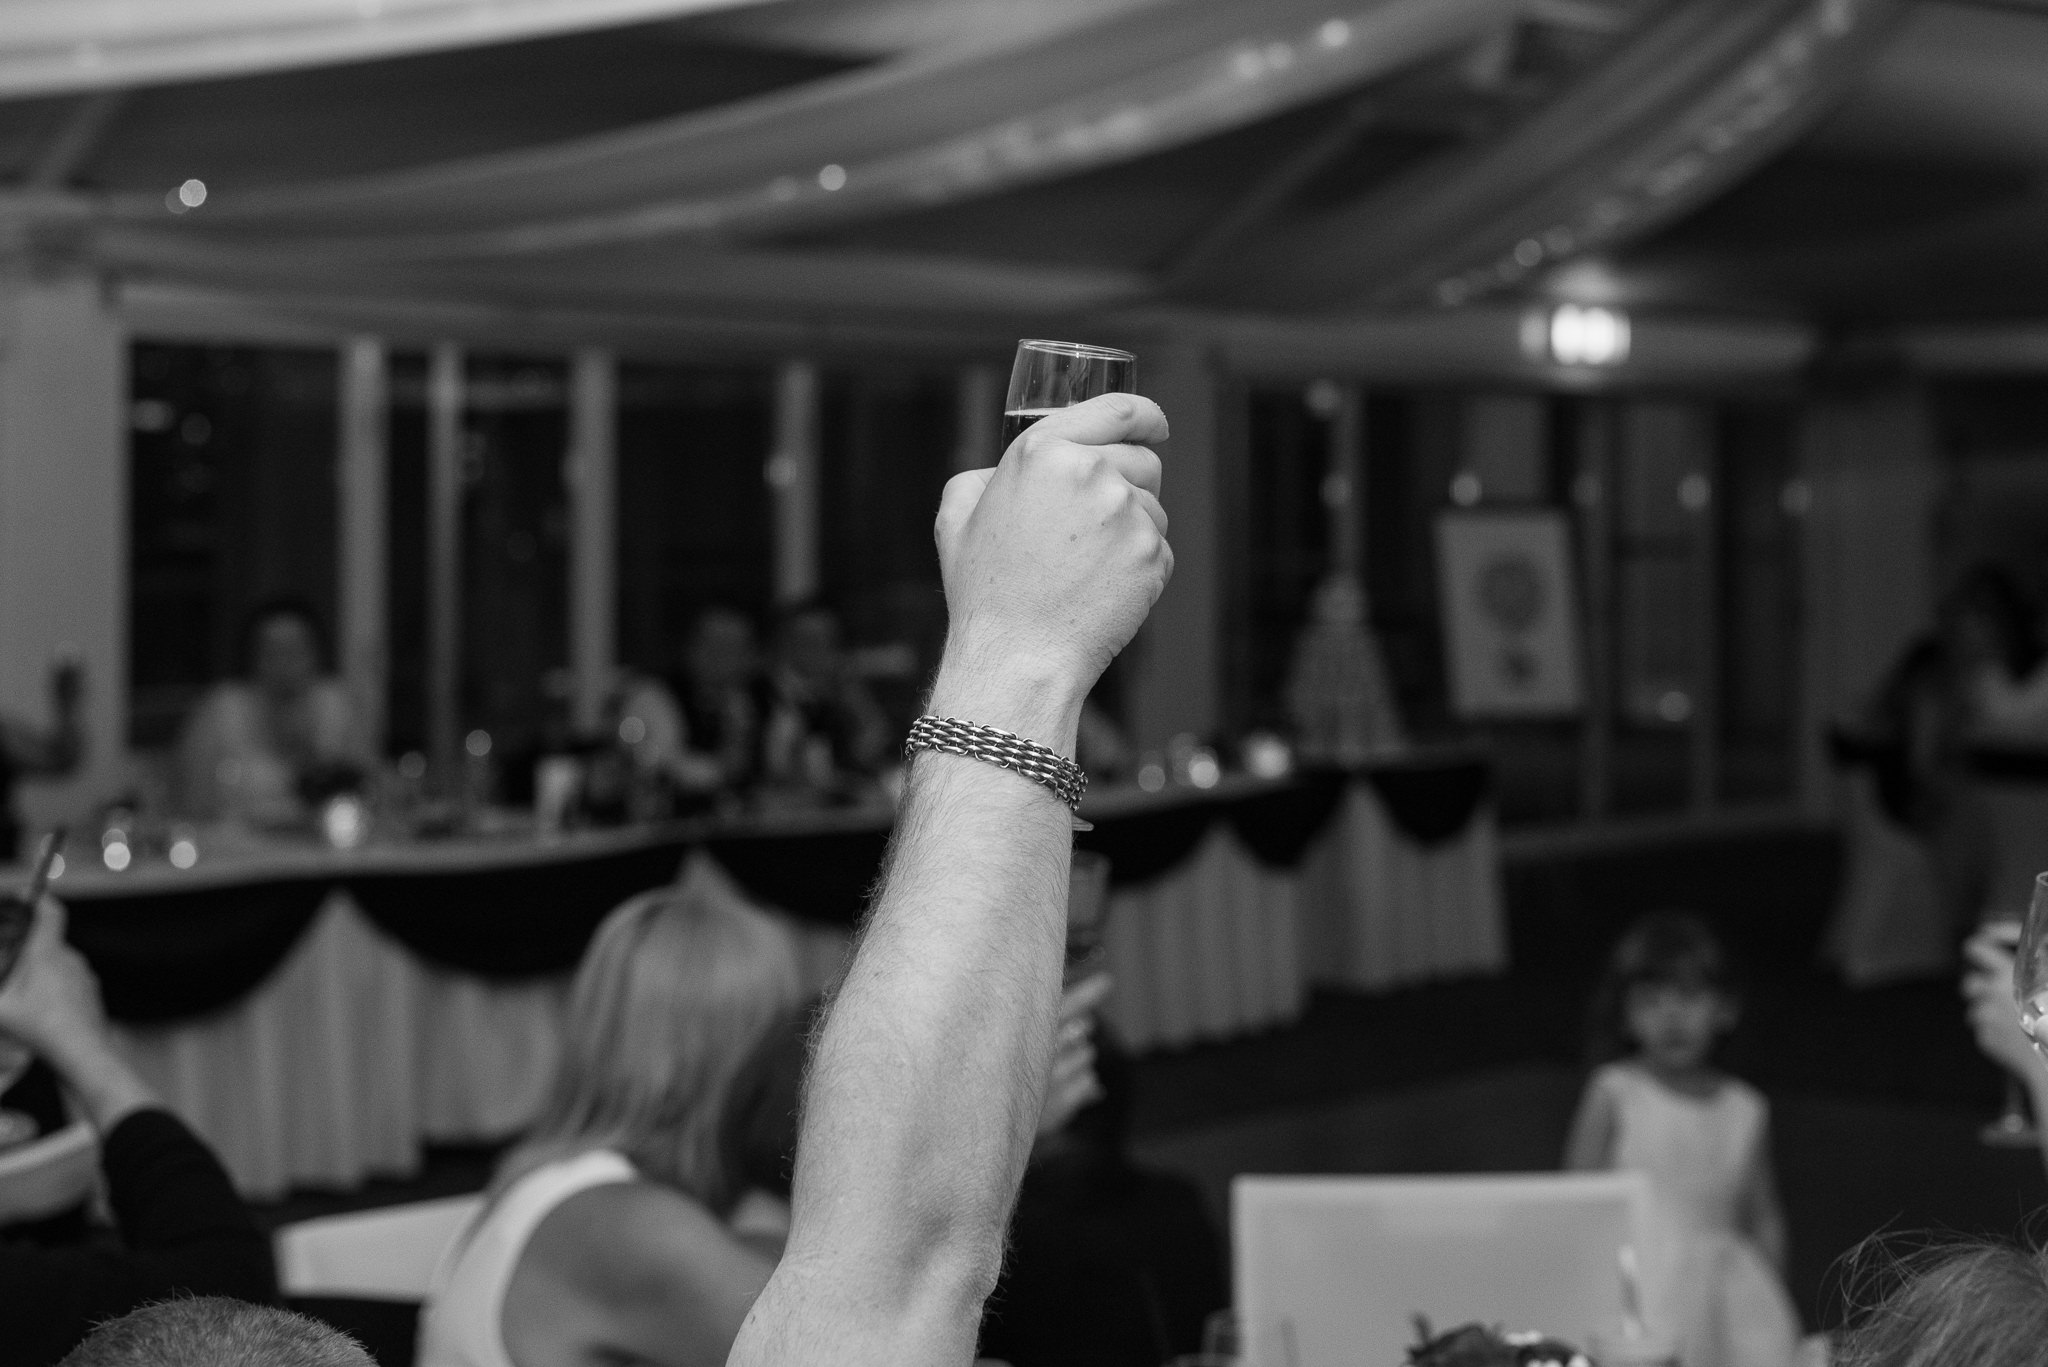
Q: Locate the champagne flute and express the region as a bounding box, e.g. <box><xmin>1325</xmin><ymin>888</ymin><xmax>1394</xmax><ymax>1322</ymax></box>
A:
<box><xmin>1984</xmin><ymin>904</ymin><xmax>2041</xmax><ymax>1147</ymax></box>
<box><xmin>2014</xmin><ymin>873</ymin><xmax>2048</xmax><ymax>1057</ymax></box>
<box><xmin>1003</xmin><ymin>340</ymin><xmax>1136</xmax><ymax>452</ymax></box>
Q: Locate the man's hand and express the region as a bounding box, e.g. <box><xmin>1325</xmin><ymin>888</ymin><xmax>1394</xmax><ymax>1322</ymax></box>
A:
<box><xmin>930</xmin><ymin>394</ymin><xmax>1172</xmax><ymax>753</ymax></box>
<box><xmin>0</xmin><ymin>898</ymin><xmax>154</xmax><ymax>1133</ymax></box>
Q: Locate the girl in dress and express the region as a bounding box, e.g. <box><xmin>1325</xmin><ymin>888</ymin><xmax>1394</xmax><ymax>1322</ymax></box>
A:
<box><xmin>1565</xmin><ymin>911</ymin><xmax>1802</xmax><ymax>1367</ymax></box>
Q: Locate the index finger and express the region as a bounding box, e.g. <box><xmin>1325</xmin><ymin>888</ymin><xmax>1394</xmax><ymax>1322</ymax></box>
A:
<box><xmin>1060</xmin><ymin>971</ymin><xmax>1113</xmax><ymax>1021</ymax></box>
<box><xmin>1017</xmin><ymin>393</ymin><xmax>1168</xmax><ymax>451</ymax></box>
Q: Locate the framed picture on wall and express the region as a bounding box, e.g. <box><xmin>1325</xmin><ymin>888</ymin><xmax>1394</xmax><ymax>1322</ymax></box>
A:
<box><xmin>1435</xmin><ymin>509</ymin><xmax>1585</xmax><ymax>718</ymax></box>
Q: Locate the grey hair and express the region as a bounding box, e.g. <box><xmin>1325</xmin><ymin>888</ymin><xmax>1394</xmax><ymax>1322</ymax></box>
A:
<box><xmin>495</xmin><ymin>859</ymin><xmax>801</xmax><ymax>1213</ymax></box>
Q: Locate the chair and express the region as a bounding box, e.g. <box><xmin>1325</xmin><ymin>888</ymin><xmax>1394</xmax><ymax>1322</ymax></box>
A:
<box><xmin>1232</xmin><ymin>1172</ymin><xmax>1649</xmax><ymax>1367</ymax></box>
<box><xmin>275</xmin><ymin>1194</ymin><xmax>482</xmax><ymax>1367</ymax></box>
<box><xmin>0</xmin><ymin>1120</ymin><xmax>97</xmax><ymax>1226</ymax></box>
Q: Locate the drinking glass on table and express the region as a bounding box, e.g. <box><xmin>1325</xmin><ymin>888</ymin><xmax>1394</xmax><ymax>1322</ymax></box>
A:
<box><xmin>1003</xmin><ymin>340</ymin><xmax>1137</xmax><ymax>451</ymax></box>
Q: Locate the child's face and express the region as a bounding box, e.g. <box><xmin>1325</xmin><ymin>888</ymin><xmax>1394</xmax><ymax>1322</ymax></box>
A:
<box><xmin>1623</xmin><ymin>981</ymin><xmax>1733</xmax><ymax>1070</ymax></box>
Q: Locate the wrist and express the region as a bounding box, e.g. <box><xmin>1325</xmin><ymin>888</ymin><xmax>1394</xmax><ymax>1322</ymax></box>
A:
<box><xmin>926</xmin><ymin>644</ymin><xmax>1087</xmax><ymax>759</ymax></box>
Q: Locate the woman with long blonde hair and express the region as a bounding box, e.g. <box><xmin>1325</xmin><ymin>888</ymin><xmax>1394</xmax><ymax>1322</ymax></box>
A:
<box><xmin>417</xmin><ymin>859</ymin><xmax>803</xmax><ymax>1367</ymax></box>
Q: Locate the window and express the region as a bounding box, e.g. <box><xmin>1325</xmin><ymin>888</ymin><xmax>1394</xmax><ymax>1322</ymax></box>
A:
<box><xmin>818</xmin><ymin>366</ymin><xmax>957</xmax><ymax>728</ymax></box>
<box><xmin>459</xmin><ymin>355</ymin><xmax>571</xmax><ymax>757</ymax></box>
<box><xmin>1228</xmin><ymin>384</ymin><xmax>1334</xmax><ymax>734</ymax></box>
<box><xmin>129</xmin><ymin>342</ymin><xmax>338</xmax><ymax>748</ymax></box>
<box><xmin>1239</xmin><ymin>382</ymin><xmax>1802</xmax><ymax>827</ymax></box>
<box><xmin>615</xmin><ymin>362</ymin><xmax>776</xmax><ymax>678</ymax></box>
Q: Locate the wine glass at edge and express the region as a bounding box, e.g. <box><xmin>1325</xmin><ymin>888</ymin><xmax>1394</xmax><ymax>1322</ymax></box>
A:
<box><xmin>1981</xmin><ymin>887</ymin><xmax>2047</xmax><ymax>1147</ymax></box>
<box><xmin>1003</xmin><ymin>339</ymin><xmax>1137</xmax><ymax>451</ymax></box>
<box><xmin>2014</xmin><ymin>872</ymin><xmax>2048</xmax><ymax>1061</ymax></box>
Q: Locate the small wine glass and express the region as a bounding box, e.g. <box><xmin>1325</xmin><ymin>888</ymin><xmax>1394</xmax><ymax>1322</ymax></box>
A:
<box><xmin>2014</xmin><ymin>872</ymin><xmax>2048</xmax><ymax>1056</ymax></box>
<box><xmin>1002</xmin><ymin>340</ymin><xmax>1136</xmax><ymax>454</ymax></box>
<box><xmin>1982</xmin><ymin>901</ymin><xmax>2042</xmax><ymax>1147</ymax></box>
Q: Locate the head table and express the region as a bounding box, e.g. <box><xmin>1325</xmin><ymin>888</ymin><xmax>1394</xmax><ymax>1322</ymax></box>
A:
<box><xmin>17</xmin><ymin>757</ymin><xmax>1502</xmax><ymax>1197</ymax></box>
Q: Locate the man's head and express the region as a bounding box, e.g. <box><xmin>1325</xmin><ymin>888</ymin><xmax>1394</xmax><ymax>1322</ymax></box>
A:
<box><xmin>59</xmin><ymin>1299</ymin><xmax>372</xmax><ymax>1367</ymax></box>
<box><xmin>238</xmin><ymin>597</ymin><xmax>327</xmax><ymax>702</ymax></box>
<box><xmin>687</xmin><ymin>607</ymin><xmax>760</xmax><ymax>693</ymax></box>
<box><xmin>773</xmin><ymin>601</ymin><xmax>842</xmax><ymax>687</ymax></box>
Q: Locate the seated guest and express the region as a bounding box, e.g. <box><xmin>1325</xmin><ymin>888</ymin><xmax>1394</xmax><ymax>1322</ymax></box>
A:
<box><xmin>0</xmin><ymin>654</ymin><xmax>83</xmax><ymax>864</ymax></box>
<box><xmin>176</xmin><ymin>599</ymin><xmax>367</xmax><ymax>830</ymax></box>
<box><xmin>614</xmin><ymin>607</ymin><xmax>774</xmax><ymax>800</ymax></box>
<box><xmin>0</xmin><ymin>898</ymin><xmax>276</xmax><ymax>1367</ymax></box>
<box><xmin>729</xmin><ymin>393</ymin><xmax>1171</xmax><ymax>1363</ymax></box>
<box><xmin>760</xmin><ymin>600</ymin><xmax>889</xmax><ymax>795</ymax></box>
<box><xmin>1831</xmin><ymin>1236</ymin><xmax>2048</xmax><ymax>1366</ymax></box>
<box><xmin>58</xmin><ymin>1297</ymin><xmax>372</xmax><ymax>1367</ymax></box>
<box><xmin>976</xmin><ymin>1026</ymin><xmax>1228</xmax><ymax>1367</ymax></box>
<box><xmin>416</xmin><ymin>862</ymin><xmax>804</xmax><ymax>1367</ymax></box>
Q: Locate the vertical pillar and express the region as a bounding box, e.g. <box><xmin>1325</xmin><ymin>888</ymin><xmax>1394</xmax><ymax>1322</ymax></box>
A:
<box><xmin>954</xmin><ymin>363</ymin><xmax>1002</xmax><ymax>472</ymax></box>
<box><xmin>0</xmin><ymin>272</ymin><xmax>124</xmax><ymax>833</ymax></box>
<box><xmin>770</xmin><ymin>360</ymin><xmax>820</xmax><ymax>606</ymax></box>
<box><xmin>336</xmin><ymin>336</ymin><xmax>388</xmax><ymax>755</ymax></box>
<box><xmin>426</xmin><ymin>342</ymin><xmax>464</xmax><ymax>783</ymax></box>
<box><xmin>1125</xmin><ymin>340</ymin><xmax>1221</xmax><ymax>747</ymax></box>
<box><xmin>567</xmin><ymin>348</ymin><xmax>616</xmax><ymax>732</ymax></box>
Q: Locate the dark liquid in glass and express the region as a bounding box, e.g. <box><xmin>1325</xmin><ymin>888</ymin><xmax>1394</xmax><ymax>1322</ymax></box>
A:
<box><xmin>1001</xmin><ymin>410</ymin><xmax>1057</xmax><ymax>449</ymax></box>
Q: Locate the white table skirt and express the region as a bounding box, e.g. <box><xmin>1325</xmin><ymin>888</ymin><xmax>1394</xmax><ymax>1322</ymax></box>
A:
<box><xmin>103</xmin><ymin>789</ymin><xmax>1502</xmax><ymax>1198</ymax></box>
<box><xmin>1300</xmin><ymin>786</ymin><xmax>1507</xmax><ymax>994</ymax></box>
<box><xmin>110</xmin><ymin>886</ymin><xmax>853</xmax><ymax>1200</ymax></box>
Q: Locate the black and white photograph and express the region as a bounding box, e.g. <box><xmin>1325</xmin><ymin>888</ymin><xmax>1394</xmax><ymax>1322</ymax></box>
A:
<box><xmin>5</xmin><ymin>2</ymin><xmax>2048</xmax><ymax>1364</ymax></box>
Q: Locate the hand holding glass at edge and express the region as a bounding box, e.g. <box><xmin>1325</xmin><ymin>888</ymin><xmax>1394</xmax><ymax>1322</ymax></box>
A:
<box><xmin>1972</xmin><ymin>875</ymin><xmax>2048</xmax><ymax>1146</ymax></box>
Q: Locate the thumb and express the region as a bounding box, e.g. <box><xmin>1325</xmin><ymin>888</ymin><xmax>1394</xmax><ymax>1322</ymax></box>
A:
<box><xmin>934</xmin><ymin>468</ymin><xmax>994</xmax><ymax>566</ymax></box>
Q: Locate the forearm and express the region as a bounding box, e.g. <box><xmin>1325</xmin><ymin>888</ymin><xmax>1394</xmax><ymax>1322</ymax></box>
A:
<box><xmin>734</xmin><ymin>658</ymin><xmax>1080</xmax><ymax>1365</ymax></box>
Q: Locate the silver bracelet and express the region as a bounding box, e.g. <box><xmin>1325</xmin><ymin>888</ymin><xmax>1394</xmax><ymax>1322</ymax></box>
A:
<box><xmin>903</xmin><ymin>715</ymin><xmax>1088</xmax><ymax>810</ymax></box>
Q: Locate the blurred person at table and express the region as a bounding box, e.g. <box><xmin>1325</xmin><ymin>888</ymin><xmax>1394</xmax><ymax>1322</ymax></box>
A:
<box><xmin>759</xmin><ymin>600</ymin><xmax>889</xmax><ymax>798</ymax></box>
<box><xmin>975</xmin><ymin>1023</ymin><xmax>1228</xmax><ymax>1367</ymax></box>
<box><xmin>0</xmin><ymin>654</ymin><xmax>84</xmax><ymax>864</ymax></box>
<box><xmin>416</xmin><ymin>860</ymin><xmax>804</xmax><ymax>1367</ymax></box>
<box><xmin>1565</xmin><ymin>911</ymin><xmax>1801</xmax><ymax>1367</ymax></box>
<box><xmin>613</xmin><ymin>607</ymin><xmax>775</xmax><ymax>803</ymax></box>
<box><xmin>0</xmin><ymin>897</ymin><xmax>275</xmax><ymax>1367</ymax></box>
<box><xmin>176</xmin><ymin>598</ymin><xmax>368</xmax><ymax>831</ymax></box>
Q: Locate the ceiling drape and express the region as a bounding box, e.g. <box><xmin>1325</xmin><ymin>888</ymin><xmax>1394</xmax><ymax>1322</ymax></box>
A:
<box><xmin>0</xmin><ymin>0</ymin><xmax>774</xmax><ymax>98</ymax></box>
<box><xmin>76</xmin><ymin>0</ymin><xmax>1509</xmax><ymax>263</ymax></box>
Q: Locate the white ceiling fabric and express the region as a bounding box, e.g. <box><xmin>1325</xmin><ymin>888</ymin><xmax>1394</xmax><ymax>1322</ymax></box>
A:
<box><xmin>85</xmin><ymin>0</ymin><xmax>1512</xmax><ymax>253</ymax></box>
<box><xmin>0</xmin><ymin>0</ymin><xmax>776</xmax><ymax>98</ymax></box>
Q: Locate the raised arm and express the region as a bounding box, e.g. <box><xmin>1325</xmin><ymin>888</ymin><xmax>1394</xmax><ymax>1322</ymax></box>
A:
<box><xmin>729</xmin><ymin>393</ymin><xmax>1171</xmax><ymax>1367</ymax></box>
<box><xmin>0</xmin><ymin>898</ymin><xmax>274</xmax><ymax>1362</ymax></box>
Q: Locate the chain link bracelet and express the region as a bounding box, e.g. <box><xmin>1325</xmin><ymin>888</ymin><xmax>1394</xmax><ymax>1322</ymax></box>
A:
<box><xmin>903</xmin><ymin>715</ymin><xmax>1088</xmax><ymax>810</ymax></box>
